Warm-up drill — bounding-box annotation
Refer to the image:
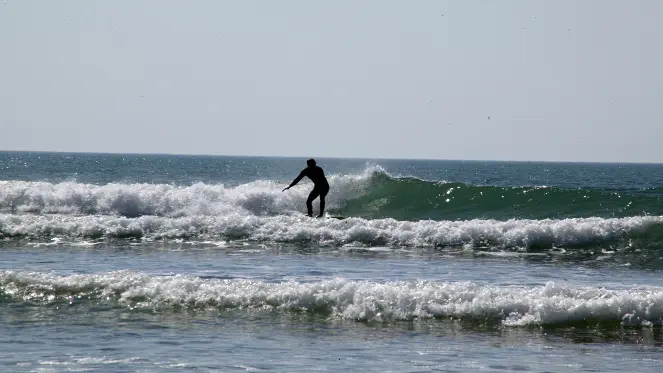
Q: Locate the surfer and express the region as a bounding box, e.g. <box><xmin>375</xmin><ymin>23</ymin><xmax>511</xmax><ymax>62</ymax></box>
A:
<box><xmin>282</xmin><ymin>158</ymin><xmax>330</xmax><ymax>217</ymax></box>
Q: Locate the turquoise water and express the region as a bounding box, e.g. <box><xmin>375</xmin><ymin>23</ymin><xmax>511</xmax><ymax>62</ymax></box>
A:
<box><xmin>2</xmin><ymin>151</ymin><xmax>663</xmax><ymax>372</ymax></box>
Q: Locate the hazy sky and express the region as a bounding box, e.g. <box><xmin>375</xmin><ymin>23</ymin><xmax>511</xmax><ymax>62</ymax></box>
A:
<box><xmin>2</xmin><ymin>1</ymin><xmax>662</xmax><ymax>162</ymax></box>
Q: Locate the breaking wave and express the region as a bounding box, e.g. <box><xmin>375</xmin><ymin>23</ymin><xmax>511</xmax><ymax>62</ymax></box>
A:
<box><xmin>0</xmin><ymin>167</ymin><xmax>661</xmax><ymax>252</ymax></box>
<box><xmin>2</xmin><ymin>167</ymin><xmax>661</xmax><ymax>221</ymax></box>
<box><xmin>1</xmin><ymin>213</ymin><xmax>661</xmax><ymax>250</ymax></box>
<box><xmin>2</xmin><ymin>270</ymin><xmax>662</xmax><ymax>327</ymax></box>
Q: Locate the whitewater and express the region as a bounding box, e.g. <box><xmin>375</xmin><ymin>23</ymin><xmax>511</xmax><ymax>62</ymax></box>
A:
<box><xmin>3</xmin><ymin>270</ymin><xmax>663</xmax><ymax>327</ymax></box>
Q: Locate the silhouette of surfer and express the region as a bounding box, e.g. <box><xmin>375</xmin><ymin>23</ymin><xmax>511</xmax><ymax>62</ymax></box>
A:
<box><xmin>282</xmin><ymin>158</ymin><xmax>330</xmax><ymax>217</ymax></box>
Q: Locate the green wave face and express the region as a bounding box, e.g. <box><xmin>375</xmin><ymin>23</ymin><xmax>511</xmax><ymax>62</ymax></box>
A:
<box><xmin>336</xmin><ymin>172</ymin><xmax>663</xmax><ymax>221</ymax></box>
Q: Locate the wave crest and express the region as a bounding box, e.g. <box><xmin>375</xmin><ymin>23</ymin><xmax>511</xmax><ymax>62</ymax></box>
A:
<box><xmin>2</xmin><ymin>270</ymin><xmax>662</xmax><ymax>326</ymax></box>
<box><xmin>0</xmin><ymin>167</ymin><xmax>379</xmax><ymax>218</ymax></box>
<box><xmin>3</xmin><ymin>164</ymin><xmax>661</xmax><ymax>221</ymax></box>
<box><xmin>0</xmin><ymin>213</ymin><xmax>660</xmax><ymax>249</ymax></box>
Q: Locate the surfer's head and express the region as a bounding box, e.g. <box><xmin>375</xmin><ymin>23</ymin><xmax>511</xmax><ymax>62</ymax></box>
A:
<box><xmin>306</xmin><ymin>158</ymin><xmax>316</xmax><ymax>167</ymax></box>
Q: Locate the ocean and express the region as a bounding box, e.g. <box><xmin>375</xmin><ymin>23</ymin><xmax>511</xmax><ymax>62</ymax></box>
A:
<box><xmin>2</xmin><ymin>151</ymin><xmax>663</xmax><ymax>372</ymax></box>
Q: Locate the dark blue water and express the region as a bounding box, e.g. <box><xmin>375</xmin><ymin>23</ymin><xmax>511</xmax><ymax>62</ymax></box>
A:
<box><xmin>4</xmin><ymin>151</ymin><xmax>663</xmax><ymax>189</ymax></box>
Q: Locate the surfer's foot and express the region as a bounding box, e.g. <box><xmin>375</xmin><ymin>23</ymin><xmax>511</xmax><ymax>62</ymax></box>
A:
<box><xmin>316</xmin><ymin>214</ymin><xmax>324</xmax><ymax>218</ymax></box>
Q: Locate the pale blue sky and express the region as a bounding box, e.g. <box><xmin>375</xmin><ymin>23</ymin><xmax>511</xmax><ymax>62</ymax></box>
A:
<box><xmin>1</xmin><ymin>1</ymin><xmax>662</xmax><ymax>162</ymax></box>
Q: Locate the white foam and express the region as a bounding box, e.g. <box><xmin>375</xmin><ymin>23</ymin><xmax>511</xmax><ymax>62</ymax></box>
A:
<box><xmin>3</xmin><ymin>270</ymin><xmax>663</xmax><ymax>326</ymax></box>
<box><xmin>0</xmin><ymin>213</ymin><xmax>660</xmax><ymax>249</ymax></box>
<box><xmin>38</xmin><ymin>356</ymin><xmax>143</xmax><ymax>366</ymax></box>
<box><xmin>0</xmin><ymin>167</ymin><xmax>379</xmax><ymax>218</ymax></box>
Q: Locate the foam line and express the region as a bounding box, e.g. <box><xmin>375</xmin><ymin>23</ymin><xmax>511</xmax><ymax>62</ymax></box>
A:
<box><xmin>2</xmin><ymin>270</ymin><xmax>662</xmax><ymax>326</ymax></box>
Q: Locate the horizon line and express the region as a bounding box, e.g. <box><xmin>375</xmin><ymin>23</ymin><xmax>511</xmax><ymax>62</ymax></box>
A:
<box><xmin>0</xmin><ymin>149</ymin><xmax>661</xmax><ymax>166</ymax></box>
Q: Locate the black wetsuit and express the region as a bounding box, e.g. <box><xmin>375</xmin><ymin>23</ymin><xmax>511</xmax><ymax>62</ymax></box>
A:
<box><xmin>289</xmin><ymin>165</ymin><xmax>330</xmax><ymax>216</ymax></box>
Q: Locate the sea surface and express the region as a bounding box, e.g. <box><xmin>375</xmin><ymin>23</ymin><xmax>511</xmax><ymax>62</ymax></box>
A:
<box><xmin>2</xmin><ymin>151</ymin><xmax>663</xmax><ymax>372</ymax></box>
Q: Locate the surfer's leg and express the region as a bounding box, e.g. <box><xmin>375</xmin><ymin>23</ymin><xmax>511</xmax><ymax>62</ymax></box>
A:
<box><xmin>306</xmin><ymin>189</ymin><xmax>320</xmax><ymax>217</ymax></box>
<box><xmin>318</xmin><ymin>197</ymin><xmax>325</xmax><ymax>217</ymax></box>
<box><xmin>317</xmin><ymin>188</ymin><xmax>329</xmax><ymax>218</ymax></box>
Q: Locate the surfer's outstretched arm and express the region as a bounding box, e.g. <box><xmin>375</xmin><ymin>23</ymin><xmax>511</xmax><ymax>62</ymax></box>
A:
<box><xmin>283</xmin><ymin>170</ymin><xmax>306</xmax><ymax>191</ymax></box>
